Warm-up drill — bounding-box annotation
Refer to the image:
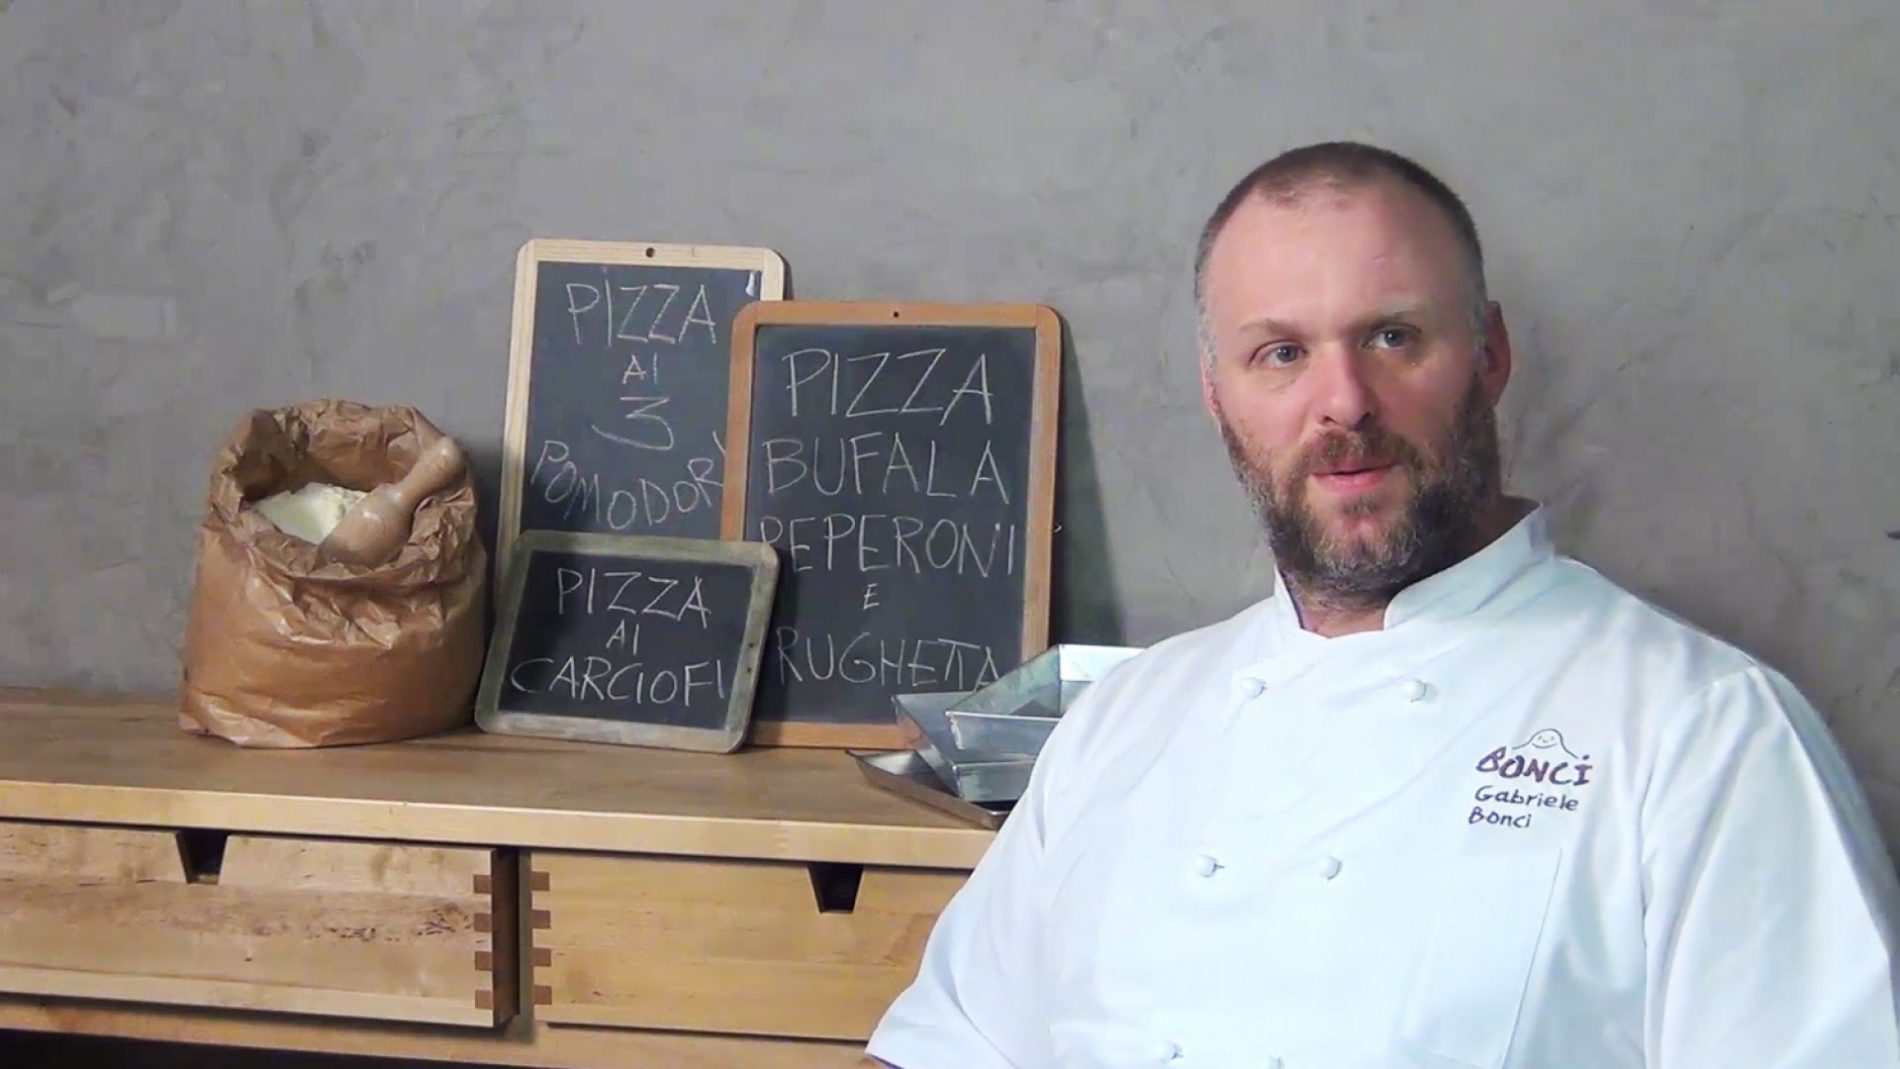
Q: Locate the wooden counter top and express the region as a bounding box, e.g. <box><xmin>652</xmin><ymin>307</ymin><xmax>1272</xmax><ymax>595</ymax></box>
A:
<box><xmin>0</xmin><ymin>689</ymin><xmax>994</xmax><ymax>870</ymax></box>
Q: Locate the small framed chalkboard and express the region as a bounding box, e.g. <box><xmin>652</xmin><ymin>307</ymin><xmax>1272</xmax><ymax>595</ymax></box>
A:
<box><xmin>475</xmin><ymin>531</ymin><xmax>779</xmax><ymax>753</ymax></box>
<box><xmin>499</xmin><ymin>239</ymin><xmax>785</xmax><ymax>571</ymax></box>
<box><xmin>723</xmin><ymin>302</ymin><xmax>1061</xmax><ymax>749</ymax></box>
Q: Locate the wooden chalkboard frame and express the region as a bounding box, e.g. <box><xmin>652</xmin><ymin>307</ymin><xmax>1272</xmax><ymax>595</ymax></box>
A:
<box><xmin>722</xmin><ymin>301</ymin><xmax>1062</xmax><ymax>749</ymax></box>
<box><xmin>498</xmin><ymin>239</ymin><xmax>787</xmax><ymax>575</ymax></box>
<box><xmin>475</xmin><ymin>530</ymin><xmax>780</xmax><ymax>753</ymax></box>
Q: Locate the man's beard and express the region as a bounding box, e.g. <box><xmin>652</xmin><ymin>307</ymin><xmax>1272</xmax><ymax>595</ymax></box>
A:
<box><xmin>1216</xmin><ymin>374</ymin><xmax>1501</xmax><ymax>611</ymax></box>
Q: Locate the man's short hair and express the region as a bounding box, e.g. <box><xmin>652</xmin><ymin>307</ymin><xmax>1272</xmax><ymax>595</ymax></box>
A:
<box><xmin>1193</xmin><ymin>141</ymin><xmax>1489</xmax><ymax>334</ymax></box>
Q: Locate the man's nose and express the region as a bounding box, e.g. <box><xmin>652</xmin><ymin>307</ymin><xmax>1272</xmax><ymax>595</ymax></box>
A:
<box><xmin>1309</xmin><ymin>345</ymin><xmax>1377</xmax><ymax>429</ymax></box>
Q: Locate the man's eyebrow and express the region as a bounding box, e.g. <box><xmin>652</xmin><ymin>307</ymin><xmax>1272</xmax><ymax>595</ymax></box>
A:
<box><xmin>1367</xmin><ymin>298</ymin><xmax>1430</xmax><ymax>322</ymax></box>
<box><xmin>1233</xmin><ymin>315</ymin><xmax>1300</xmax><ymax>337</ymax></box>
<box><xmin>1233</xmin><ymin>300</ymin><xmax>1440</xmax><ymax>338</ymax></box>
<box><xmin>1348</xmin><ymin>301</ymin><xmax>1441</xmax><ymax>335</ymax></box>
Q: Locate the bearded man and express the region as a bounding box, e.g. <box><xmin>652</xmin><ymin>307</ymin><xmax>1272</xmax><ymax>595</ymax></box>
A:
<box><xmin>865</xmin><ymin>141</ymin><xmax>1900</xmax><ymax>1068</ymax></box>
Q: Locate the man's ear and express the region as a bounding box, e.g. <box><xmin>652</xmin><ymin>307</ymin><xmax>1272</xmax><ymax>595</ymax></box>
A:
<box><xmin>1200</xmin><ymin>350</ymin><xmax>1221</xmax><ymax>424</ymax></box>
<box><xmin>1479</xmin><ymin>301</ymin><xmax>1514</xmax><ymax>405</ymax></box>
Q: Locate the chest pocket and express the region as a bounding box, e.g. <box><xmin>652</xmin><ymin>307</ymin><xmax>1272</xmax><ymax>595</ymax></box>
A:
<box><xmin>1395</xmin><ymin>847</ymin><xmax>1561</xmax><ymax>1069</ymax></box>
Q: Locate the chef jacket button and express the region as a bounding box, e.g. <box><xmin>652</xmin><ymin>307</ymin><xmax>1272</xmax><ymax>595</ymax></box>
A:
<box><xmin>1240</xmin><ymin>677</ymin><xmax>1266</xmax><ymax>699</ymax></box>
<box><xmin>1155</xmin><ymin>1039</ymin><xmax>1184</xmax><ymax>1062</ymax></box>
<box><xmin>1402</xmin><ymin>677</ymin><xmax>1429</xmax><ymax>702</ymax></box>
<box><xmin>1317</xmin><ymin>855</ymin><xmax>1342</xmax><ymax>880</ymax></box>
<box><xmin>1193</xmin><ymin>853</ymin><xmax>1222</xmax><ymax>878</ymax></box>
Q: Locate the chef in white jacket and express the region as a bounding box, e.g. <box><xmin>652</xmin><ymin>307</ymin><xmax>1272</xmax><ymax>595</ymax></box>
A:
<box><xmin>866</xmin><ymin>141</ymin><xmax>1900</xmax><ymax>1069</ymax></box>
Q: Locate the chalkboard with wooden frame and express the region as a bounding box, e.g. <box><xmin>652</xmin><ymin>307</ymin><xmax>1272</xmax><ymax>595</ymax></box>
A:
<box><xmin>499</xmin><ymin>239</ymin><xmax>785</xmax><ymax>573</ymax></box>
<box><xmin>475</xmin><ymin>531</ymin><xmax>779</xmax><ymax>753</ymax></box>
<box><xmin>723</xmin><ymin>301</ymin><xmax>1061</xmax><ymax>749</ymax></box>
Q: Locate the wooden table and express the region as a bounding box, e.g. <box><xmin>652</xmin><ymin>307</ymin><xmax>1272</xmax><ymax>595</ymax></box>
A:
<box><xmin>0</xmin><ymin>689</ymin><xmax>994</xmax><ymax>1067</ymax></box>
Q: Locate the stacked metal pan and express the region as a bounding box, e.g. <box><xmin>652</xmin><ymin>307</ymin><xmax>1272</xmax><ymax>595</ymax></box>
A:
<box><xmin>854</xmin><ymin>644</ymin><xmax>1142</xmax><ymax>827</ymax></box>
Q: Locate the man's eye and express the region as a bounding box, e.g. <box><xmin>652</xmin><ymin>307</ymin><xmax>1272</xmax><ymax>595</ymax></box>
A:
<box><xmin>1370</xmin><ymin>327</ymin><xmax>1415</xmax><ymax>349</ymax></box>
<box><xmin>1255</xmin><ymin>344</ymin><xmax>1302</xmax><ymax>367</ymax></box>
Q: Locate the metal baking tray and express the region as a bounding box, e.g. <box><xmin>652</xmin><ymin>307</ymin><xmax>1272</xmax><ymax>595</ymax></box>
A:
<box><xmin>894</xmin><ymin>691</ymin><xmax>1036</xmax><ymax>804</ymax></box>
<box><xmin>852</xmin><ymin>749</ymin><xmax>1011</xmax><ymax>831</ymax></box>
<box><xmin>944</xmin><ymin>644</ymin><xmax>1142</xmax><ymax>756</ymax></box>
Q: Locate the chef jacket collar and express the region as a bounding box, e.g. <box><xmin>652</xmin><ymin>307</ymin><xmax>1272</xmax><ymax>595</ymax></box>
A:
<box><xmin>1254</xmin><ymin>500</ymin><xmax>1554</xmax><ymax>658</ymax></box>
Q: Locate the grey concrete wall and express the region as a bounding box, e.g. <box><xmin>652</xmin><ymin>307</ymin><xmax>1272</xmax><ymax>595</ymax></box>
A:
<box><xmin>2</xmin><ymin>2</ymin><xmax>1896</xmax><ymax>839</ymax></box>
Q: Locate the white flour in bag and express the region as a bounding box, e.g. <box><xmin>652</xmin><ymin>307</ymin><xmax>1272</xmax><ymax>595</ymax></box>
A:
<box><xmin>253</xmin><ymin>482</ymin><xmax>368</xmax><ymax>544</ymax></box>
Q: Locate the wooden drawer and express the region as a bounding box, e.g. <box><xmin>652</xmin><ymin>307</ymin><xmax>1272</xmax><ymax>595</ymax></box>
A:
<box><xmin>529</xmin><ymin>851</ymin><xmax>967</xmax><ymax>1040</ymax></box>
<box><xmin>0</xmin><ymin>820</ymin><xmax>516</xmax><ymax>1027</ymax></box>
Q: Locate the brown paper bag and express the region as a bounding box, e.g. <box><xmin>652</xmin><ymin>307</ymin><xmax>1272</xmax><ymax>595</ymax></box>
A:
<box><xmin>180</xmin><ymin>399</ymin><xmax>487</xmax><ymax>747</ymax></box>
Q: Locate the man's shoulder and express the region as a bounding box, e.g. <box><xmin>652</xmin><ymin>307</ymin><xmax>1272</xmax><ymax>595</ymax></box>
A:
<box><xmin>1543</xmin><ymin>557</ymin><xmax>1888</xmax><ymax>871</ymax></box>
<box><xmin>1540</xmin><ymin>553</ymin><xmax>1764</xmax><ymax>686</ymax></box>
<box><xmin>1534</xmin><ymin>553</ymin><xmax>1818</xmax><ymax>746</ymax></box>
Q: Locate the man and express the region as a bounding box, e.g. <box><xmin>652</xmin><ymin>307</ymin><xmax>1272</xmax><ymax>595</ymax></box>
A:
<box><xmin>865</xmin><ymin>141</ymin><xmax>1900</xmax><ymax>1068</ymax></box>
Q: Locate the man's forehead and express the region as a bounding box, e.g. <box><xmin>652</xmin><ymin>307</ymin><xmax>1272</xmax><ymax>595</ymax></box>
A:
<box><xmin>1213</xmin><ymin>180</ymin><xmax>1459</xmax><ymax>262</ymax></box>
<box><xmin>1204</xmin><ymin>181</ymin><xmax>1470</xmax><ymax>319</ymax></box>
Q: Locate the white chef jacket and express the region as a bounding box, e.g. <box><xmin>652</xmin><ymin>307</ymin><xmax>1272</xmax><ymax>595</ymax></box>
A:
<box><xmin>867</xmin><ymin>506</ymin><xmax>1900</xmax><ymax>1068</ymax></box>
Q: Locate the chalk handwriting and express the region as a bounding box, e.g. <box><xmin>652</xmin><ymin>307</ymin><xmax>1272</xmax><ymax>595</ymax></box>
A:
<box><xmin>554</xmin><ymin>565</ymin><xmax>713</xmax><ymax>628</ymax></box>
<box><xmin>529</xmin><ymin>437</ymin><xmax>722</xmax><ymax>531</ymax></box>
<box><xmin>509</xmin><ymin>654</ymin><xmax>729</xmax><ymax>706</ymax></box>
<box><xmin>563</xmin><ymin>275</ymin><xmax>720</xmax><ymax>349</ymax></box>
<box><xmin>768</xmin><ymin>627</ymin><xmax>1002</xmax><ymax>691</ymax></box>
<box><xmin>757</xmin><ymin>432</ymin><xmax>1010</xmax><ymax>502</ymax></box>
<box><xmin>620</xmin><ymin>351</ymin><xmax>662</xmax><ymax>386</ymax></box>
<box><xmin>605</xmin><ymin>619</ymin><xmax>639</xmax><ymax>653</ymax></box>
<box><xmin>778</xmin><ymin>347</ymin><xmax>995</xmax><ymax>426</ymax></box>
<box><xmin>756</xmin><ymin>515</ymin><xmax>1017</xmax><ymax>578</ymax></box>
<box><xmin>591</xmin><ymin>394</ymin><xmax>675</xmax><ymax>451</ymax></box>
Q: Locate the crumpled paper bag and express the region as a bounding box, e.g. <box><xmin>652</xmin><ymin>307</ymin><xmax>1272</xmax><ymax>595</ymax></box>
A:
<box><xmin>180</xmin><ymin>399</ymin><xmax>487</xmax><ymax>747</ymax></box>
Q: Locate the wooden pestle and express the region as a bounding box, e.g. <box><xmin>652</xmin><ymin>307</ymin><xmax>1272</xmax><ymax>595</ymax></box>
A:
<box><xmin>318</xmin><ymin>436</ymin><xmax>467</xmax><ymax>566</ymax></box>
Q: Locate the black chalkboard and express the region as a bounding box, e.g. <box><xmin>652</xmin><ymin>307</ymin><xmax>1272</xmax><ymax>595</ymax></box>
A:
<box><xmin>723</xmin><ymin>302</ymin><xmax>1061</xmax><ymax>748</ymax></box>
<box><xmin>475</xmin><ymin>531</ymin><xmax>779</xmax><ymax>752</ymax></box>
<box><xmin>500</xmin><ymin>240</ymin><xmax>785</xmax><ymax>568</ymax></box>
